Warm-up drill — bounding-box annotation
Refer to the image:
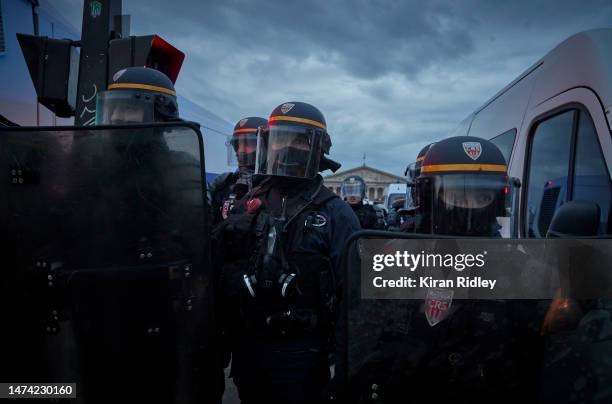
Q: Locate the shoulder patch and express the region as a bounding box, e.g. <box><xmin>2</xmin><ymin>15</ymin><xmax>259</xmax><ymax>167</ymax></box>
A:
<box><xmin>306</xmin><ymin>211</ymin><xmax>328</xmax><ymax>228</ymax></box>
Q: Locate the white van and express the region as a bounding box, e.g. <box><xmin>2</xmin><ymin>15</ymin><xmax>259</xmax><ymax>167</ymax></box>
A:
<box><xmin>451</xmin><ymin>29</ymin><xmax>612</xmax><ymax>238</ymax></box>
<box><xmin>383</xmin><ymin>182</ymin><xmax>408</xmax><ymax>212</ymax></box>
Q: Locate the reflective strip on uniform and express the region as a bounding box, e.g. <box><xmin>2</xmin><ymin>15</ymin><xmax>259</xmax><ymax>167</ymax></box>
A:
<box><xmin>107</xmin><ymin>83</ymin><xmax>177</xmax><ymax>96</ymax></box>
<box><xmin>269</xmin><ymin>115</ymin><xmax>327</xmax><ymax>129</ymax></box>
<box><xmin>421</xmin><ymin>163</ymin><xmax>507</xmax><ymax>173</ymax></box>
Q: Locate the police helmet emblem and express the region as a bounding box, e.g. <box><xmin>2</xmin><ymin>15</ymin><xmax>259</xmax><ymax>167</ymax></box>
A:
<box><xmin>462</xmin><ymin>142</ymin><xmax>482</xmax><ymax>160</ymax></box>
<box><xmin>424</xmin><ymin>288</ymin><xmax>454</xmax><ymax>327</ymax></box>
<box><xmin>239</xmin><ymin>118</ymin><xmax>248</xmax><ymax>127</ymax></box>
<box><xmin>280</xmin><ymin>103</ymin><xmax>295</xmax><ymax>114</ymax></box>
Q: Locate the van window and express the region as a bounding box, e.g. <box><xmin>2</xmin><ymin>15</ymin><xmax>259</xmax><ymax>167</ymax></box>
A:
<box><xmin>572</xmin><ymin>111</ymin><xmax>612</xmax><ymax>235</ymax></box>
<box><xmin>489</xmin><ymin>128</ymin><xmax>516</xmax><ymax>164</ymax></box>
<box><xmin>525</xmin><ymin>110</ymin><xmax>574</xmax><ymax>237</ymax></box>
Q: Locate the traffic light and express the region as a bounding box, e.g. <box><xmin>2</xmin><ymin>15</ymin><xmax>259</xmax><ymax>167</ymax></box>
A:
<box><xmin>108</xmin><ymin>35</ymin><xmax>185</xmax><ymax>84</ymax></box>
<box><xmin>17</xmin><ymin>34</ymin><xmax>79</xmax><ymax>118</ymax></box>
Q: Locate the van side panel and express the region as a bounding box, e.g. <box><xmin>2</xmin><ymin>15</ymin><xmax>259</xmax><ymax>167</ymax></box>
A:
<box><xmin>529</xmin><ymin>30</ymin><xmax>612</xmax><ymax>111</ymax></box>
<box><xmin>469</xmin><ymin>70</ymin><xmax>539</xmax><ymax>140</ymax></box>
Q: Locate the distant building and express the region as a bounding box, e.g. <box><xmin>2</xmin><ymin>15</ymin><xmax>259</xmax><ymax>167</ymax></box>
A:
<box><xmin>323</xmin><ymin>165</ymin><xmax>406</xmax><ymax>203</ymax></box>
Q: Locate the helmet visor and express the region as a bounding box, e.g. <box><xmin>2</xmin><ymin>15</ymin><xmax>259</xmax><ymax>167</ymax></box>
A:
<box><xmin>405</xmin><ymin>162</ymin><xmax>418</xmax><ymax>182</ymax></box>
<box><xmin>230</xmin><ymin>132</ymin><xmax>258</xmax><ymax>168</ymax></box>
<box><xmin>95</xmin><ymin>91</ymin><xmax>155</xmax><ymax>125</ymax></box>
<box><xmin>255</xmin><ymin>125</ymin><xmax>322</xmax><ymax>178</ymax></box>
<box><xmin>341</xmin><ymin>182</ymin><xmax>365</xmax><ymax>198</ymax></box>
<box><xmin>420</xmin><ymin>174</ymin><xmax>510</xmax><ymax>236</ymax></box>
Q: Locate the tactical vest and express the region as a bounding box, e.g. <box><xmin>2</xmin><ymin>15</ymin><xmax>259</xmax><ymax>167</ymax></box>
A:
<box><xmin>218</xmin><ymin>179</ymin><xmax>339</xmax><ymax>339</ymax></box>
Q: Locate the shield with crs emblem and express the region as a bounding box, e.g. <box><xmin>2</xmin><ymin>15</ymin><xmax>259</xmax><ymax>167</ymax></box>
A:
<box><xmin>424</xmin><ymin>288</ymin><xmax>454</xmax><ymax>326</ymax></box>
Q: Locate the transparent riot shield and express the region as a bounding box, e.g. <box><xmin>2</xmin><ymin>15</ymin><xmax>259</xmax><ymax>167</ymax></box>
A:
<box><xmin>0</xmin><ymin>123</ymin><xmax>219</xmax><ymax>403</ymax></box>
<box><xmin>338</xmin><ymin>231</ymin><xmax>612</xmax><ymax>403</ymax></box>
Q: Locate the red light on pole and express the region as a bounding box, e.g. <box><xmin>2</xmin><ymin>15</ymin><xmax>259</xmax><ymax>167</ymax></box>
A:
<box><xmin>147</xmin><ymin>35</ymin><xmax>185</xmax><ymax>84</ymax></box>
<box><xmin>108</xmin><ymin>35</ymin><xmax>186</xmax><ymax>85</ymax></box>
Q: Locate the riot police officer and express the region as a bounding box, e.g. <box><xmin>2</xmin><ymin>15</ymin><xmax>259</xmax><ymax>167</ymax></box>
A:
<box><xmin>413</xmin><ymin>137</ymin><xmax>527</xmax><ymax>400</ymax></box>
<box><xmin>210</xmin><ymin>117</ymin><xmax>268</xmax><ymax>225</ymax></box>
<box><xmin>5</xmin><ymin>67</ymin><xmax>223</xmax><ymax>403</ymax></box>
<box><xmin>341</xmin><ymin>175</ymin><xmax>384</xmax><ymax>229</ymax></box>
<box><xmin>94</xmin><ymin>67</ymin><xmax>225</xmax><ymax>402</ymax></box>
<box><xmin>96</xmin><ymin>66</ymin><xmax>179</xmax><ymax>124</ymax></box>
<box><xmin>348</xmin><ymin>137</ymin><xmax>533</xmax><ymax>403</ymax></box>
<box><xmin>396</xmin><ymin>143</ymin><xmax>433</xmax><ymax>232</ymax></box>
<box><xmin>214</xmin><ymin>102</ymin><xmax>360</xmax><ymax>404</ymax></box>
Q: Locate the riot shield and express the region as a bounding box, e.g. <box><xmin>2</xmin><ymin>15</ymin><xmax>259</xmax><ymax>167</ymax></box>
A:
<box><xmin>338</xmin><ymin>231</ymin><xmax>612</xmax><ymax>403</ymax></box>
<box><xmin>0</xmin><ymin>123</ymin><xmax>219</xmax><ymax>403</ymax></box>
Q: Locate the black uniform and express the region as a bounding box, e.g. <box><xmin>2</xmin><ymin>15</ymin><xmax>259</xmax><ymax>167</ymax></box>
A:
<box><xmin>215</xmin><ymin>175</ymin><xmax>359</xmax><ymax>403</ymax></box>
<box><xmin>214</xmin><ymin>101</ymin><xmax>358</xmax><ymax>403</ymax></box>
<box><xmin>351</xmin><ymin>202</ymin><xmax>381</xmax><ymax>229</ymax></box>
<box><xmin>209</xmin><ymin>171</ymin><xmax>249</xmax><ymax>226</ymax></box>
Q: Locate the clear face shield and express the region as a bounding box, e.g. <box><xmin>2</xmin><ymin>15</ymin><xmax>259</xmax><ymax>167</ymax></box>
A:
<box><xmin>418</xmin><ymin>174</ymin><xmax>516</xmax><ymax>237</ymax></box>
<box><xmin>404</xmin><ymin>162</ymin><xmax>420</xmax><ymax>209</ymax></box>
<box><xmin>255</xmin><ymin>125</ymin><xmax>323</xmax><ymax>179</ymax></box>
<box><xmin>405</xmin><ymin>162</ymin><xmax>418</xmax><ymax>184</ymax></box>
<box><xmin>95</xmin><ymin>91</ymin><xmax>156</xmax><ymax>125</ymax></box>
<box><xmin>403</xmin><ymin>185</ymin><xmax>415</xmax><ymax>210</ymax></box>
<box><xmin>230</xmin><ymin>132</ymin><xmax>258</xmax><ymax>169</ymax></box>
<box><xmin>341</xmin><ymin>181</ymin><xmax>365</xmax><ymax>204</ymax></box>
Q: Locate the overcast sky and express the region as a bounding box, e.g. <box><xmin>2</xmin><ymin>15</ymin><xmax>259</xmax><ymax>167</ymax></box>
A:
<box><xmin>53</xmin><ymin>0</ymin><xmax>612</xmax><ymax>175</ymax></box>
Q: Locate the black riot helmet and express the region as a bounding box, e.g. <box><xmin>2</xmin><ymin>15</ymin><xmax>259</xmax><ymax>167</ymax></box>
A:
<box><xmin>255</xmin><ymin>102</ymin><xmax>340</xmax><ymax>179</ymax></box>
<box><xmin>416</xmin><ymin>136</ymin><xmax>510</xmax><ymax>236</ymax></box>
<box><xmin>405</xmin><ymin>143</ymin><xmax>434</xmax><ymax>209</ymax></box>
<box><xmin>405</xmin><ymin>143</ymin><xmax>434</xmax><ymax>182</ymax></box>
<box><xmin>231</xmin><ymin>117</ymin><xmax>268</xmax><ymax>171</ymax></box>
<box><xmin>341</xmin><ymin>175</ymin><xmax>367</xmax><ymax>205</ymax></box>
<box><xmin>96</xmin><ymin>67</ymin><xmax>179</xmax><ymax>125</ymax></box>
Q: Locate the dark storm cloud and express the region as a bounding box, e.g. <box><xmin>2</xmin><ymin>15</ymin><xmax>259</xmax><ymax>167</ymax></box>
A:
<box><xmin>54</xmin><ymin>0</ymin><xmax>612</xmax><ymax>174</ymax></box>
<box><xmin>127</xmin><ymin>0</ymin><xmax>475</xmax><ymax>79</ymax></box>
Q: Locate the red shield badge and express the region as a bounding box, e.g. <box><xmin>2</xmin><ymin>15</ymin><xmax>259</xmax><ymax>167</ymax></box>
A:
<box><xmin>424</xmin><ymin>288</ymin><xmax>454</xmax><ymax>327</ymax></box>
<box><xmin>462</xmin><ymin>142</ymin><xmax>482</xmax><ymax>160</ymax></box>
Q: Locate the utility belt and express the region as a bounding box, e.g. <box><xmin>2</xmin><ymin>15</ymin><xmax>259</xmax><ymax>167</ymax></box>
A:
<box><xmin>220</xmin><ymin>254</ymin><xmax>336</xmax><ymax>338</ymax></box>
<box><xmin>243</xmin><ymin>308</ymin><xmax>321</xmax><ymax>335</ymax></box>
<box><xmin>239</xmin><ymin>255</ymin><xmax>336</xmax><ymax>337</ymax></box>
